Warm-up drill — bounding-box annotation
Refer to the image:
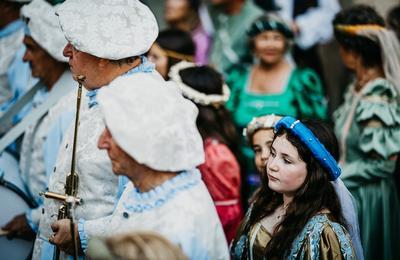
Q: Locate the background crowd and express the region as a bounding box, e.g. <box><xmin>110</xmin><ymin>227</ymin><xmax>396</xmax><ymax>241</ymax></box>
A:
<box><xmin>0</xmin><ymin>0</ymin><xmax>399</xmax><ymax>259</ymax></box>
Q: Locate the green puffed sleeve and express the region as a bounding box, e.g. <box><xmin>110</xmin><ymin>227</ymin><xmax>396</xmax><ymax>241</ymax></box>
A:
<box><xmin>356</xmin><ymin>81</ymin><xmax>400</xmax><ymax>159</ymax></box>
<box><xmin>341</xmin><ymin>80</ymin><xmax>400</xmax><ymax>187</ymax></box>
<box><xmin>225</xmin><ymin>65</ymin><xmax>248</xmax><ymax>112</ymax></box>
<box><xmin>291</xmin><ymin>68</ymin><xmax>328</xmax><ymax>120</ymax></box>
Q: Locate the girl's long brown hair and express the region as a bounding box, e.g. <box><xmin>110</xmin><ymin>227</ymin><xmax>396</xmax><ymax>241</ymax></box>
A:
<box><xmin>233</xmin><ymin>119</ymin><xmax>347</xmax><ymax>259</ymax></box>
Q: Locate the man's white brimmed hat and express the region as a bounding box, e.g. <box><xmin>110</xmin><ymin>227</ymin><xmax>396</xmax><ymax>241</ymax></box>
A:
<box><xmin>56</xmin><ymin>0</ymin><xmax>159</xmax><ymax>60</ymax></box>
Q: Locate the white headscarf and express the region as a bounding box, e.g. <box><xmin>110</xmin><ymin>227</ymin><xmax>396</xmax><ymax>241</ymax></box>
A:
<box><xmin>55</xmin><ymin>0</ymin><xmax>158</xmax><ymax>60</ymax></box>
<box><xmin>97</xmin><ymin>73</ymin><xmax>205</xmax><ymax>172</ymax></box>
<box><xmin>21</xmin><ymin>0</ymin><xmax>68</xmax><ymax>62</ymax></box>
<box><xmin>358</xmin><ymin>28</ymin><xmax>400</xmax><ymax>95</ymax></box>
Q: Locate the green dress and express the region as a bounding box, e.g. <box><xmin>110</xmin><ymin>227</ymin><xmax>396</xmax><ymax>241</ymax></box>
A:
<box><xmin>226</xmin><ymin>65</ymin><xmax>327</xmax><ymax>174</ymax></box>
<box><xmin>334</xmin><ymin>78</ymin><xmax>400</xmax><ymax>260</ymax></box>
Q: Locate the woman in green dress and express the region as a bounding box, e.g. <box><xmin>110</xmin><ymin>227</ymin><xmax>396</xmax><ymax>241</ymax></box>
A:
<box><xmin>231</xmin><ymin>116</ymin><xmax>355</xmax><ymax>259</ymax></box>
<box><xmin>333</xmin><ymin>5</ymin><xmax>400</xmax><ymax>260</ymax></box>
<box><xmin>225</xmin><ymin>14</ymin><xmax>327</xmax><ymax>195</ymax></box>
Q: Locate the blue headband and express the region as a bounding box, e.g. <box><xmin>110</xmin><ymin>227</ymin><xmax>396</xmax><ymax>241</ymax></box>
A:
<box><xmin>274</xmin><ymin>116</ymin><xmax>341</xmax><ymax>180</ymax></box>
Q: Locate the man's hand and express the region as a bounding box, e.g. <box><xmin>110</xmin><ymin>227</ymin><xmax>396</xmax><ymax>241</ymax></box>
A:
<box><xmin>2</xmin><ymin>214</ymin><xmax>36</xmax><ymax>241</ymax></box>
<box><xmin>49</xmin><ymin>219</ymin><xmax>83</xmax><ymax>255</ymax></box>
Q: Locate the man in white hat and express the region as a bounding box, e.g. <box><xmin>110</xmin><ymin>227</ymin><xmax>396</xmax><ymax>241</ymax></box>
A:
<box><xmin>1</xmin><ymin>0</ymin><xmax>76</xmax><ymax>240</ymax></box>
<box><xmin>51</xmin><ymin>73</ymin><xmax>230</xmax><ymax>260</ymax></box>
<box><xmin>0</xmin><ymin>0</ymin><xmax>36</xmax><ymax>120</ymax></box>
<box><xmin>32</xmin><ymin>0</ymin><xmax>159</xmax><ymax>259</ymax></box>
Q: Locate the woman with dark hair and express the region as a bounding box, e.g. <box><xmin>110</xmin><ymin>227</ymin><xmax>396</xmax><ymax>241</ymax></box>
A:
<box><xmin>164</xmin><ymin>0</ymin><xmax>211</xmax><ymax>64</ymax></box>
<box><xmin>226</xmin><ymin>13</ymin><xmax>327</xmax><ymax>195</ymax></box>
<box><xmin>147</xmin><ymin>28</ymin><xmax>195</xmax><ymax>80</ymax></box>
<box><xmin>169</xmin><ymin>61</ymin><xmax>243</xmax><ymax>243</ymax></box>
<box><xmin>333</xmin><ymin>5</ymin><xmax>400</xmax><ymax>260</ymax></box>
<box><xmin>231</xmin><ymin>116</ymin><xmax>355</xmax><ymax>259</ymax></box>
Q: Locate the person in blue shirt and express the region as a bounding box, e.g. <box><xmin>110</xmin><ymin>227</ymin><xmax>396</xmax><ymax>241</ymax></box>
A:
<box><xmin>1</xmin><ymin>0</ymin><xmax>75</xmax><ymax>242</ymax></box>
<box><xmin>0</xmin><ymin>0</ymin><xmax>37</xmax><ymax>124</ymax></box>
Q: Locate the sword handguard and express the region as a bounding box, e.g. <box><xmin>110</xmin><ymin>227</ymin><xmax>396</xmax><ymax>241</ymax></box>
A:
<box><xmin>40</xmin><ymin>191</ymin><xmax>83</xmax><ymax>205</ymax></box>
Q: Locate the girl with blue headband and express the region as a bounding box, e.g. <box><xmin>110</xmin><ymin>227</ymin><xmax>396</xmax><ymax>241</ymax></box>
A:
<box><xmin>231</xmin><ymin>116</ymin><xmax>356</xmax><ymax>259</ymax></box>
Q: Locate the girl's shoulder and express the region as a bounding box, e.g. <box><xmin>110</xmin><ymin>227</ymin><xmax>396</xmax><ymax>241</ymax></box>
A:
<box><xmin>289</xmin><ymin>214</ymin><xmax>355</xmax><ymax>259</ymax></box>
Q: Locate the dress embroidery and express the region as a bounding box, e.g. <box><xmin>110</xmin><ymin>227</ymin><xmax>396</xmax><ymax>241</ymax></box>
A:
<box><xmin>288</xmin><ymin>214</ymin><xmax>354</xmax><ymax>260</ymax></box>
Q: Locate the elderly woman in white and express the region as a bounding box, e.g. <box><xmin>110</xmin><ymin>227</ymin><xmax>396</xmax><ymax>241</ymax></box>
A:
<box><xmin>50</xmin><ymin>73</ymin><xmax>230</xmax><ymax>260</ymax></box>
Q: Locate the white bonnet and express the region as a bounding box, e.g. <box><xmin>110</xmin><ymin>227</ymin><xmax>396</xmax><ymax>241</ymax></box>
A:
<box><xmin>56</xmin><ymin>0</ymin><xmax>158</xmax><ymax>60</ymax></box>
<box><xmin>21</xmin><ymin>0</ymin><xmax>68</xmax><ymax>62</ymax></box>
<box><xmin>97</xmin><ymin>73</ymin><xmax>205</xmax><ymax>172</ymax></box>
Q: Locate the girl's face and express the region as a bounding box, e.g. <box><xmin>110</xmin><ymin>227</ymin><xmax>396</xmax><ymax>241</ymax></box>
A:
<box><xmin>165</xmin><ymin>0</ymin><xmax>191</xmax><ymax>23</ymax></box>
<box><xmin>252</xmin><ymin>129</ymin><xmax>275</xmax><ymax>174</ymax></box>
<box><xmin>266</xmin><ymin>134</ymin><xmax>307</xmax><ymax>197</ymax></box>
<box><xmin>147</xmin><ymin>43</ymin><xmax>169</xmax><ymax>79</ymax></box>
<box><xmin>253</xmin><ymin>30</ymin><xmax>287</xmax><ymax>65</ymax></box>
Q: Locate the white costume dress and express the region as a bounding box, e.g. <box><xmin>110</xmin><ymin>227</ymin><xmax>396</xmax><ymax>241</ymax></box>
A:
<box><xmin>82</xmin><ymin>169</ymin><xmax>230</xmax><ymax>260</ymax></box>
<box><xmin>0</xmin><ymin>70</ymin><xmax>76</xmax><ymax>228</ymax></box>
<box><xmin>19</xmin><ymin>71</ymin><xmax>76</xmax><ymax>205</ymax></box>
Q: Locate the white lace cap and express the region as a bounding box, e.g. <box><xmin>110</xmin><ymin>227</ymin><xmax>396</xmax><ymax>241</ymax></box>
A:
<box><xmin>169</xmin><ymin>61</ymin><xmax>230</xmax><ymax>106</ymax></box>
<box><xmin>97</xmin><ymin>73</ymin><xmax>205</xmax><ymax>172</ymax></box>
<box><xmin>56</xmin><ymin>0</ymin><xmax>158</xmax><ymax>60</ymax></box>
<box><xmin>21</xmin><ymin>0</ymin><xmax>68</xmax><ymax>62</ymax></box>
<box><xmin>243</xmin><ymin>114</ymin><xmax>282</xmax><ymax>141</ymax></box>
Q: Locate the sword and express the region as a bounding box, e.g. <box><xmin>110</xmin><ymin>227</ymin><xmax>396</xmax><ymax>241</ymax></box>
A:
<box><xmin>42</xmin><ymin>75</ymin><xmax>85</xmax><ymax>260</ymax></box>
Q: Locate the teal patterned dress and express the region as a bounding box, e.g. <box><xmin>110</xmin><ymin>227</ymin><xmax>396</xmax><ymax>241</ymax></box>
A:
<box><xmin>231</xmin><ymin>213</ymin><xmax>355</xmax><ymax>259</ymax></box>
<box><xmin>334</xmin><ymin>78</ymin><xmax>400</xmax><ymax>260</ymax></box>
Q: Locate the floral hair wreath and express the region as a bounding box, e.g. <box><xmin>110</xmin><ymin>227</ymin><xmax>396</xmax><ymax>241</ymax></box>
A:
<box><xmin>243</xmin><ymin>114</ymin><xmax>280</xmax><ymax>141</ymax></box>
<box><xmin>169</xmin><ymin>61</ymin><xmax>231</xmax><ymax>107</ymax></box>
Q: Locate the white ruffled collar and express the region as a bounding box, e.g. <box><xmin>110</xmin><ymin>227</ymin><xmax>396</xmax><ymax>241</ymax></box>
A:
<box><xmin>122</xmin><ymin>169</ymin><xmax>201</xmax><ymax>213</ymax></box>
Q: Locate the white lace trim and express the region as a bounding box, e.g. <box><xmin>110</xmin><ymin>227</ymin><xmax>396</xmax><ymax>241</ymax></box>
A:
<box><xmin>169</xmin><ymin>61</ymin><xmax>230</xmax><ymax>106</ymax></box>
